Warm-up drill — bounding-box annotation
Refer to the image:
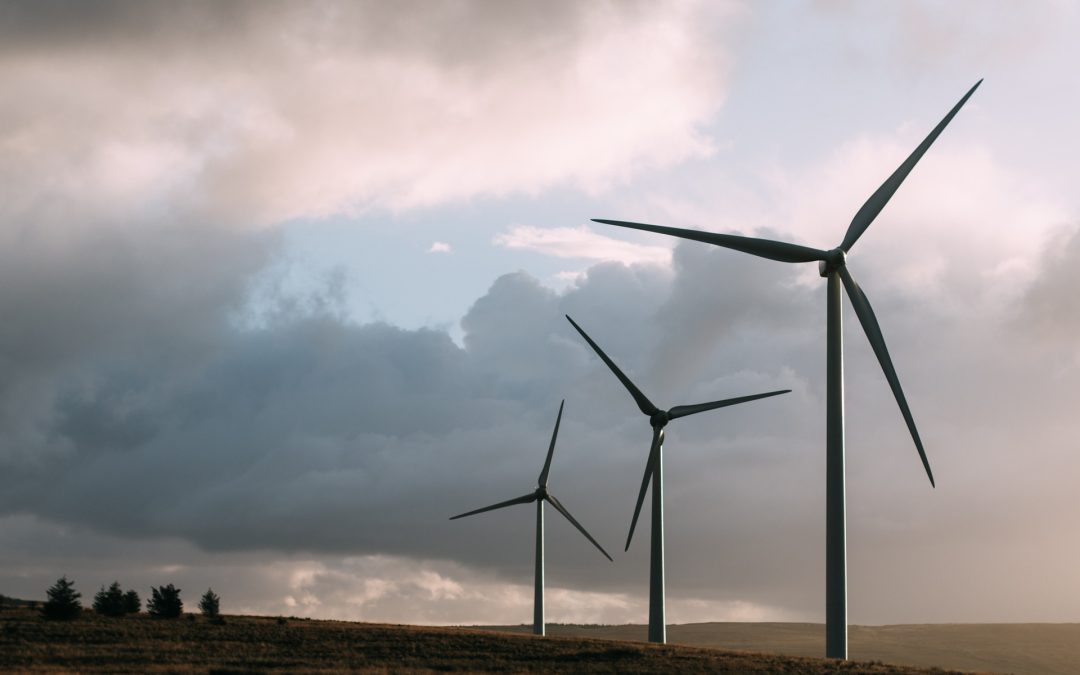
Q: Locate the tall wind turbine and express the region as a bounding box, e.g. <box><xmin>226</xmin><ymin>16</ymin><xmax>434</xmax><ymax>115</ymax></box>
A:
<box><xmin>566</xmin><ymin>315</ymin><xmax>789</xmax><ymax>644</ymax></box>
<box><xmin>592</xmin><ymin>80</ymin><xmax>981</xmax><ymax>658</ymax></box>
<box><xmin>450</xmin><ymin>400</ymin><xmax>611</xmax><ymax>636</ymax></box>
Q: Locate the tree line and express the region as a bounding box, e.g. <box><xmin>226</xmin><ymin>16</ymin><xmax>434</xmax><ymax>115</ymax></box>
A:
<box><xmin>41</xmin><ymin>576</ymin><xmax>221</xmax><ymax>623</ymax></box>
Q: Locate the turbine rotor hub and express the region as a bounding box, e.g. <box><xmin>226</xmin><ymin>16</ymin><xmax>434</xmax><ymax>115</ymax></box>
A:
<box><xmin>818</xmin><ymin>248</ymin><xmax>847</xmax><ymax>277</ymax></box>
<box><xmin>650</xmin><ymin>411</ymin><xmax>669</xmax><ymax>428</ymax></box>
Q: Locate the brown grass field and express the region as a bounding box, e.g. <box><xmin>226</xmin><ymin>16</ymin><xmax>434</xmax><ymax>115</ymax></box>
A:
<box><xmin>0</xmin><ymin>604</ymin><xmax>973</xmax><ymax>674</ymax></box>
<box><xmin>482</xmin><ymin>622</ymin><xmax>1080</xmax><ymax>675</ymax></box>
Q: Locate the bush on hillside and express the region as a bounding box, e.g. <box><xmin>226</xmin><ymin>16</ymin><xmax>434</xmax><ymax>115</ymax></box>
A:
<box><xmin>42</xmin><ymin>576</ymin><xmax>82</xmax><ymax>621</ymax></box>
<box><xmin>147</xmin><ymin>584</ymin><xmax>182</xmax><ymax>619</ymax></box>
<box><xmin>123</xmin><ymin>589</ymin><xmax>141</xmax><ymax>614</ymax></box>
<box><xmin>199</xmin><ymin>588</ymin><xmax>220</xmax><ymax>618</ymax></box>
<box><xmin>93</xmin><ymin>582</ymin><xmax>126</xmax><ymax>617</ymax></box>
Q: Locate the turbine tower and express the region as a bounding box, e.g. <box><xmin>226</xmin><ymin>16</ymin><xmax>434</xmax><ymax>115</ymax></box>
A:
<box><xmin>592</xmin><ymin>80</ymin><xmax>981</xmax><ymax>659</ymax></box>
<box><xmin>566</xmin><ymin>315</ymin><xmax>789</xmax><ymax>644</ymax></box>
<box><xmin>450</xmin><ymin>400</ymin><xmax>612</xmax><ymax>636</ymax></box>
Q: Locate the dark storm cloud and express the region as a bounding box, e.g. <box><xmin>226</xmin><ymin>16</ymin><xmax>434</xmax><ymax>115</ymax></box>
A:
<box><xmin>4</xmin><ymin>222</ymin><xmax>1080</xmax><ymax>621</ymax></box>
<box><xmin>0</xmin><ymin>230</ymin><xmax>823</xmax><ymax>609</ymax></box>
<box><xmin>0</xmin><ymin>219</ymin><xmax>276</xmax><ymax>482</ymax></box>
<box><xmin>0</xmin><ymin>0</ymin><xmax>590</xmax><ymax>62</ymax></box>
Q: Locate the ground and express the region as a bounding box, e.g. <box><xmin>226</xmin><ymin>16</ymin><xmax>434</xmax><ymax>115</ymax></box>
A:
<box><xmin>0</xmin><ymin>604</ymin><xmax>970</xmax><ymax>674</ymax></box>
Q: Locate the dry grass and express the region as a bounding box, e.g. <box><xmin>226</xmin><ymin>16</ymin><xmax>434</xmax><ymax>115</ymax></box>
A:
<box><xmin>483</xmin><ymin>621</ymin><xmax>1080</xmax><ymax>675</ymax></box>
<box><xmin>0</xmin><ymin>605</ymin><xmax>967</xmax><ymax>674</ymax></box>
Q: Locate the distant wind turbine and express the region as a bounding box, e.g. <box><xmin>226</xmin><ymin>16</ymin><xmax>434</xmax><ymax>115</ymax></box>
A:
<box><xmin>450</xmin><ymin>400</ymin><xmax>612</xmax><ymax>636</ymax></box>
<box><xmin>592</xmin><ymin>80</ymin><xmax>982</xmax><ymax>659</ymax></box>
<box><xmin>566</xmin><ymin>314</ymin><xmax>789</xmax><ymax>644</ymax></box>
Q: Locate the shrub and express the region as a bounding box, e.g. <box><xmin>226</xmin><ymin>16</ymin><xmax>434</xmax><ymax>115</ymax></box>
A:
<box><xmin>147</xmin><ymin>584</ymin><xmax>182</xmax><ymax>619</ymax></box>
<box><xmin>122</xmin><ymin>589</ymin><xmax>141</xmax><ymax>614</ymax></box>
<box><xmin>93</xmin><ymin>582</ymin><xmax>126</xmax><ymax>617</ymax></box>
<box><xmin>42</xmin><ymin>576</ymin><xmax>82</xmax><ymax>621</ymax></box>
<box><xmin>199</xmin><ymin>588</ymin><xmax>220</xmax><ymax>618</ymax></box>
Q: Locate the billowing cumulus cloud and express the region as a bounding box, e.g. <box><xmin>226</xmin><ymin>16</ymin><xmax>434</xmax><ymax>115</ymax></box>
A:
<box><xmin>0</xmin><ymin>0</ymin><xmax>734</xmax><ymax>226</ymax></box>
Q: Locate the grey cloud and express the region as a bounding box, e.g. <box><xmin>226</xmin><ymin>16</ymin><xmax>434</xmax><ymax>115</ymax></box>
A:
<box><xmin>1014</xmin><ymin>224</ymin><xmax>1080</xmax><ymax>342</ymax></box>
<box><xmin>0</xmin><ymin>239</ymin><xmax>825</xmax><ymax>611</ymax></box>
<box><xmin>0</xmin><ymin>219</ymin><xmax>275</xmax><ymax>487</ymax></box>
<box><xmin>0</xmin><ymin>1</ymin><xmax>590</xmax><ymax>64</ymax></box>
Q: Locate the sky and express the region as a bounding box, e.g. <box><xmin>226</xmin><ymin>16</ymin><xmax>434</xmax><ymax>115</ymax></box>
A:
<box><xmin>2</xmin><ymin>0</ymin><xmax>1080</xmax><ymax>626</ymax></box>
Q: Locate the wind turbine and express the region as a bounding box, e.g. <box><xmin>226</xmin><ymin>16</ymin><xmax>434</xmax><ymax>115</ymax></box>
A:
<box><xmin>592</xmin><ymin>80</ymin><xmax>981</xmax><ymax>658</ymax></box>
<box><xmin>450</xmin><ymin>399</ymin><xmax>612</xmax><ymax>636</ymax></box>
<box><xmin>566</xmin><ymin>314</ymin><xmax>789</xmax><ymax>644</ymax></box>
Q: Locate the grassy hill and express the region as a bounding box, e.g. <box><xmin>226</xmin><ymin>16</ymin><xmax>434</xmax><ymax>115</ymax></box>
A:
<box><xmin>0</xmin><ymin>605</ymin><xmax>966</xmax><ymax>673</ymax></box>
<box><xmin>0</xmin><ymin>593</ymin><xmax>38</xmax><ymax>608</ymax></box>
<box><xmin>483</xmin><ymin>622</ymin><xmax>1080</xmax><ymax>675</ymax></box>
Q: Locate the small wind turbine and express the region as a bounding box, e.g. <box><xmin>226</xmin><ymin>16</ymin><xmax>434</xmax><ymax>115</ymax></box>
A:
<box><xmin>450</xmin><ymin>400</ymin><xmax>612</xmax><ymax>636</ymax></box>
<box><xmin>592</xmin><ymin>80</ymin><xmax>981</xmax><ymax>658</ymax></box>
<box><xmin>566</xmin><ymin>314</ymin><xmax>789</xmax><ymax>644</ymax></box>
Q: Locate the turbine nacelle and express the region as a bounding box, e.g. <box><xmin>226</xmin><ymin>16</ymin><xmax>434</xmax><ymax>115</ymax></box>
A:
<box><xmin>818</xmin><ymin>248</ymin><xmax>847</xmax><ymax>277</ymax></box>
<box><xmin>649</xmin><ymin>410</ymin><xmax>670</xmax><ymax>429</ymax></box>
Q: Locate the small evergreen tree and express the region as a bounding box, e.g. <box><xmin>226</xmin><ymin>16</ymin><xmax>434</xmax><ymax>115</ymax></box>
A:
<box><xmin>42</xmin><ymin>576</ymin><xmax>82</xmax><ymax>621</ymax></box>
<box><xmin>93</xmin><ymin>581</ymin><xmax>126</xmax><ymax>617</ymax></box>
<box><xmin>122</xmin><ymin>589</ymin><xmax>141</xmax><ymax>614</ymax></box>
<box><xmin>147</xmin><ymin>584</ymin><xmax>182</xmax><ymax>619</ymax></box>
<box><xmin>199</xmin><ymin>588</ymin><xmax>220</xmax><ymax>618</ymax></box>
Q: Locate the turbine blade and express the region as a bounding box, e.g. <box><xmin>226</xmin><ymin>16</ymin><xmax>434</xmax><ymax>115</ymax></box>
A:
<box><xmin>449</xmin><ymin>492</ymin><xmax>537</xmax><ymax>520</ymax></box>
<box><xmin>667</xmin><ymin>389</ymin><xmax>791</xmax><ymax>421</ymax></box>
<box><xmin>538</xmin><ymin>400</ymin><xmax>564</xmax><ymax>488</ymax></box>
<box><xmin>838</xmin><ymin>266</ymin><xmax>935</xmax><ymax>487</ymax></box>
<box><xmin>566</xmin><ymin>315</ymin><xmax>659</xmax><ymax>416</ymax></box>
<box><xmin>841</xmin><ymin>80</ymin><xmax>982</xmax><ymax>252</ymax></box>
<box><xmin>546</xmin><ymin>493</ymin><xmax>613</xmax><ymax>562</ymax></box>
<box><xmin>625</xmin><ymin>428</ymin><xmax>662</xmax><ymax>551</ymax></box>
<box><xmin>592</xmin><ymin>219</ymin><xmax>829</xmax><ymax>264</ymax></box>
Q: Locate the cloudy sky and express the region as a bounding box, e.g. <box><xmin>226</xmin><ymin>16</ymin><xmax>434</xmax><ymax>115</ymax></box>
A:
<box><xmin>2</xmin><ymin>0</ymin><xmax>1080</xmax><ymax>626</ymax></box>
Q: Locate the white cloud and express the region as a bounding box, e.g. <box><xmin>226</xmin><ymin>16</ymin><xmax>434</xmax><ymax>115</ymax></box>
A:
<box><xmin>494</xmin><ymin>225</ymin><xmax>672</xmax><ymax>266</ymax></box>
<box><xmin>0</xmin><ymin>1</ymin><xmax>738</xmax><ymax>228</ymax></box>
<box><xmin>622</xmin><ymin>123</ymin><xmax>1068</xmax><ymax>318</ymax></box>
<box><xmin>427</xmin><ymin>242</ymin><xmax>452</xmax><ymax>254</ymax></box>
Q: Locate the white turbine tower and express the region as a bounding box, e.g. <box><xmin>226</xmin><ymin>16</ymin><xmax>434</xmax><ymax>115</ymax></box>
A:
<box><xmin>566</xmin><ymin>315</ymin><xmax>790</xmax><ymax>644</ymax></box>
<box><xmin>450</xmin><ymin>400</ymin><xmax>612</xmax><ymax>636</ymax></box>
<box><xmin>592</xmin><ymin>80</ymin><xmax>982</xmax><ymax>659</ymax></box>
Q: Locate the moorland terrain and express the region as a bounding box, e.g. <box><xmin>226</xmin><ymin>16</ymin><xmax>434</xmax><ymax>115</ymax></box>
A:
<box><xmin>1</xmin><ymin>603</ymin><xmax>970</xmax><ymax>674</ymax></box>
<box><xmin>482</xmin><ymin>621</ymin><xmax>1080</xmax><ymax>675</ymax></box>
